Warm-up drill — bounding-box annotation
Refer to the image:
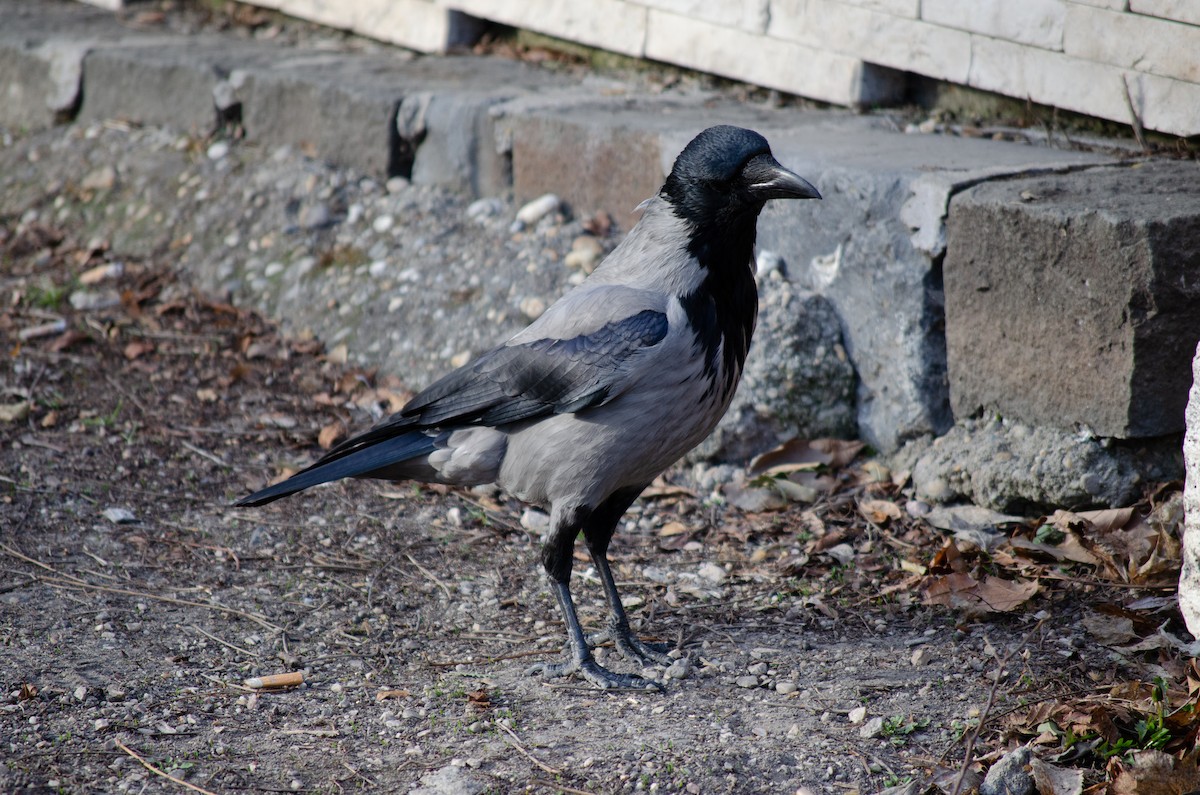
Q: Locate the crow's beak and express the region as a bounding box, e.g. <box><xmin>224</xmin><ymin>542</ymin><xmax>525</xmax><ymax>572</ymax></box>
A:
<box><xmin>745</xmin><ymin>154</ymin><xmax>822</xmax><ymax>201</ymax></box>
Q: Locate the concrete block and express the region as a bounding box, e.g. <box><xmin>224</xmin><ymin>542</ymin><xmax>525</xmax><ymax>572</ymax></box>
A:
<box><xmin>448</xmin><ymin>0</ymin><xmax>649</xmax><ymax>57</ymax></box>
<box><xmin>631</xmin><ymin>0</ymin><xmax>770</xmax><ymax>34</ymax></box>
<box><xmin>240</xmin><ymin>52</ymin><xmax>562</xmax><ymax>180</ymax></box>
<box><xmin>837</xmin><ymin>0</ymin><xmax>920</xmax><ymax>18</ymax></box>
<box><xmin>923</xmin><ymin>0</ymin><xmax>1067</xmax><ymax>50</ymax></box>
<box><xmin>1182</xmin><ymin>342</ymin><xmax>1200</xmax><ymax>637</ymax></box>
<box><xmin>1131</xmin><ymin>0</ymin><xmax>1200</xmax><ymax>27</ymax></box>
<box><xmin>78</xmin><ymin>39</ymin><xmax>271</xmax><ymax>135</ymax></box>
<box><xmin>646</xmin><ymin>8</ymin><xmax>905</xmax><ymax>107</ymax></box>
<box><xmin>944</xmin><ymin>161</ymin><xmax>1200</xmax><ymax>439</ymax></box>
<box><xmin>769</xmin><ymin>0</ymin><xmax>972</xmax><ymax>85</ymax></box>
<box><xmin>969</xmin><ymin>34</ymin><xmax>1200</xmax><ymax>137</ymax></box>
<box><xmin>249</xmin><ymin>0</ymin><xmax>483</xmax><ymax>53</ymax></box>
<box><xmin>1064</xmin><ymin>4</ymin><xmax>1200</xmax><ymax>83</ymax></box>
<box><xmin>1128</xmin><ymin>71</ymin><xmax>1200</xmax><ymax>139</ymax></box>
<box><xmin>0</xmin><ymin>0</ymin><xmax>131</xmax><ymax>130</ymax></box>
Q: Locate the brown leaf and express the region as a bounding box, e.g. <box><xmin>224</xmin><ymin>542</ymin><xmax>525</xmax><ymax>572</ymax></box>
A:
<box><xmin>48</xmin><ymin>329</ymin><xmax>90</xmax><ymax>352</ymax></box>
<box><xmin>747</xmin><ymin>438</ymin><xmax>832</xmax><ymax>476</ymax></box>
<box><xmin>859</xmin><ymin>498</ymin><xmax>901</xmax><ymax>524</ymax></box>
<box><xmin>318</xmin><ymin>421</ymin><xmax>346</xmax><ymax>450</ymax></box>
<box><xmin>810</xmin><ymin>438</ymin><xmax>865</xmax><ymax>468</ymax></box>
<box><xmin>1109</xmin><ymin>750</ymin><xmax>1200</xmax><ymax>795</ymax></box>
<box><xmin>123</xmin><ymin>339</ymin><xmax>155</xmax><ymax>360</ymax></box>
<box><xmin>923</xmin><ymin>572</ymin><xmax>1038</xmax><ymax>614</ymax></box>
<box><xmin>1031</xmin><ymin>757</ymin><xmax>1083</xmax><ymax>795</ymax></box>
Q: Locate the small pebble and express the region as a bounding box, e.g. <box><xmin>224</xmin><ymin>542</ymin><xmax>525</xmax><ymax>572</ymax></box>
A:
<box><xmin>735</xmin><ymin>676</ymin><xmax>759</xmax><ymax>689</ymax></box>
<box><xmin>206</xmin><ymin>141</ymin><xmax>230</xmax><ymax>160</ymax></box>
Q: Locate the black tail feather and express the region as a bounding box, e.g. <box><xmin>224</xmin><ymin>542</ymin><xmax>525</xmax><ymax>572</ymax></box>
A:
<box><xmin>234</xmin><ymin>432</ymin><xmax>437</xmax><ymax>507</ymax></box>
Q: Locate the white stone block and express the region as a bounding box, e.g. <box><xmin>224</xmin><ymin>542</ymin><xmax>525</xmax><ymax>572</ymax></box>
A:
<box><xmin>968</xmin><ymin>35</ymin><xmax>1128</xmax><ymax>120</ymax></box>
<box><xmin>1064</xmin><ymin>4</ymin><xmax>1200</xmax><ymax>83</ymax></box>
<box><xmin>630</xmin><ymin>0</ymin><xmax>770</xmax><ymax>34</ymax></box>
<box><xmin>644</xmin><ymin>9</ymin><xmax>902</xmax><ymax>106</ymax></box>
<box><xmin>1131</xmin><ymin>0</ymin><xmax>1200</xmax><ymax>27</ymax></box>
<box><xmin>446</xmin><ymin>0</ymin><xmax>649</xmax><ymax>56</ymax></box>
<box><xmin>1181</xmin><ymin>341</ymin><xmax>1200</xmax><ymax>638</ymax></box>
<box><xmin>253</xmin><ymin>0</ymin><xmax>467</xmax><ymax>52</ymax></box>
<box><xmin>923</xmin><ymin>0</ymin><xmax>1067</xmax><ymax>50</ymax></box>
<box><xmin>1068</xmin><ymin>0</ymin><xmax>1126</xmax><ymax>9</ymax></box>
<box><xmin>1131</xmin><ymin>71</ymin><xmax>1200</xmax><ymax>138</ymax></box>
<box><xmin>839</xmin><ymin>0</ymin><xmax>920</xmax><ymax>18</ymax></box>
<box><xmin>770</xmin><ymin>0</ymin><xmax>971</xmax><ymax>83</ymax></box>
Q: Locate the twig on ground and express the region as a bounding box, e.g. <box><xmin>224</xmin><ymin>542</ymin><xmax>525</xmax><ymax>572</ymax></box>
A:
<box><xmin>181</xmin><ymin>440</ymin><xmax>229</xmax><ymax>467</ymax></box>
<box><xmin>405</xmin><ymin>553</ymin><xmax>453</xmax><ymax>599</ymax></box>
<box><xmin>530</xmin><ymin>778</ymin><xmax>591</xmax><ymax>795</ymax></box>
<box><xmin>0</xmin><ymin>543</ymin><xmax>282</xmax><ymax>631</ymax></box>
<box><xmin>497</xmin><ymin>722</ymin><xmax>563</xmax><ymax>776</ymax></box>
<box><xmin>114</xmin><ymin>740</ymin><xmax>220</xmax><ymax>795</ymax></box>
<box><xmin>188</xmin><ymin>625</ymin><xmax>260</xmax><ymax>659</ymax></box>
<box><xmin>949</xmin><ymin>621</ymin><xmax>1045</xmax><ymax>795</ymax></box>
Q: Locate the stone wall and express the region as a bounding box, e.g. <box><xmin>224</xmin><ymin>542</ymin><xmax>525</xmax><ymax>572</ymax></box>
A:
<box><xmin>146</xmin><ymin>0</ymin><xmax>1200</xmax><ymax>137</ymax></box>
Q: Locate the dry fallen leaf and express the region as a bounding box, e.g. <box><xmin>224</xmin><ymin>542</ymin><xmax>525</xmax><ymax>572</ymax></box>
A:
<box><xmin>1109</xmin><ymin>750</ymin><xmax>1200</xmax><ymax>795</ymax></box>
<box><xmin>1031</xmin><ymin>756</ymin><xmax>1083</xmax><ymax>795</ymax></box>
<box><xmin>859</xmin><ymin>498</ymin><xmax>902</xmax><ymax>524</ymax></box>
<box><xmin>923</xmin><ymin>573</ymin><xmax>1039</xmax><ymax>614</ymax></box>
<box><xmin>318</xmin><ymin>420</ymin><xmax>346</xmax><ymax>449</ymax></box>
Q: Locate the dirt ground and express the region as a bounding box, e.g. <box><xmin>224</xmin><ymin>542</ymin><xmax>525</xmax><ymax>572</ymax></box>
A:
<box><xmin>2</xmin><ymin>95</ymin><xmax>1198</xmax><ymax>795</ymax></box>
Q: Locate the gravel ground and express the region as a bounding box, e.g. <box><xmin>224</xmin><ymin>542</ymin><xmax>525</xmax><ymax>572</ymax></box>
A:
<box><xmin>1</xmin><ymin>116</ymin><xmax>1187</xmax><ymax>795</ymax></box>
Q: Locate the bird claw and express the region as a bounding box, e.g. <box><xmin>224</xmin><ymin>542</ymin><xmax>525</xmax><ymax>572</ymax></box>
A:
<box><xmin>526</xmin><ymin>657</ymin><xmax>663</xmax><ymax>692</ymax></box>
<box><xmin>588</xmin><ymin>627</ymin><xmax>675</xmax><ymax>668</ymax></box>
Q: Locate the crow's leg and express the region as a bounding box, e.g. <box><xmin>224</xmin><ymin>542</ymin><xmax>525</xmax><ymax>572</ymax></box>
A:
<box><xmin>582</xmin><ymin>487</ymin><xmax>674</xmax><ymax>668</ymax></box>
<box><xmin>527</xmin><ymin>501</ymin><xmax>660</xmax><ymax>691</ymax></box>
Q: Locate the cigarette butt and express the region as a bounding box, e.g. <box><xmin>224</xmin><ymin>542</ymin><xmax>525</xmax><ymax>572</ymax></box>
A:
<box><xmin>244</xmin><ymin>672</ymin><xmax>304</xmax><ymax>689</ymax></box>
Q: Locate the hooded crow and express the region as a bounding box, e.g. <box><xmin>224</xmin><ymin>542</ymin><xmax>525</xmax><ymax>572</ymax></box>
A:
<box><xmin>236</xmin><ymin>125</ymin><xmax>821</xmax><ymax>689</ymax></box>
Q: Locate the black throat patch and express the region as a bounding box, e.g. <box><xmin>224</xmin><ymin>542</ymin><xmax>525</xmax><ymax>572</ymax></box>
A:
<box><xmin>678</xmin><ymin>210</ymin><xmax>760</xmax><ymax>401</ymax></box>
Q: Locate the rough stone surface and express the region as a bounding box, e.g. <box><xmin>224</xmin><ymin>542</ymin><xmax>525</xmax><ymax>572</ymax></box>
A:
<box><xmin>1181</xmin><ymin>341</ymin><xmax>1200</xmax><ymax>637</ymax></box>
<box><xmin>980</xmin><ymin>746</ymin><xmax>1034</xmax><ymax>795</ymax></box>
<box><xmin>944</xmin><ymin>161</ymin><xmax>1200</xmax><ymax>439</ymax></box>
<box><xmin>907</xmin><ymin>417</ymin><xmax>1183</xmax><ymax>512</ymax></box>
<box><xmin>693</xmin><ymin>273</ymin><xmax>857</xmax><ymax>462</ymax></box>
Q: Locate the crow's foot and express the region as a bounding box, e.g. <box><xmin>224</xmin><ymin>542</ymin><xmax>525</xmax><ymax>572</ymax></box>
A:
<box><xmin>589</xmin><ymin>626</ymin><xmax>674</xmax><ymax>668</ymax></box>
<box><xmin>527</xmin><ymin>656</ymin><xmax>663</xmax><ymax>691</ymax></box>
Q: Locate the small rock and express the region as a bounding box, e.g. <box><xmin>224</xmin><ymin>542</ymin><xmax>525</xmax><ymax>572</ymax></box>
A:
<box><xmin>0</xmin><ymin>402</ymin><xmax>31</xmax><ymax>423</ymax></box>
<box><xmin>848</xmin><ymin>706</ymin><xmax>867</xmax><ymax>724</ymax></box>
<box><xmin>206</xmin><ymin>141</ymin><xmax>230</xmax><ymax>160</ymax></box>
<box><xmin>81</xmin><ymin>165</ymin><xmax>116</xmax><ymax>191</ymax></box>
<box><xmin>466</xmin><ymin>197</ymin><xmax>504</xmax><ymax>222</ymax></box>
<box><xmin>410</xmin><ymin>764</ymin><xmax>486</xmax><ymax>795</ymax></box>
<box><xmin>775</xmin><ymin>681</ymin><xmax>799</xmax><ymax>695</ymax></box>
<box><xmin>518</xmin><ymin>296</ymin><xmax>546</xmax><ymax>320</ymax></box>
<box><xmin>747</xmin><ymin>662</ymin><xmax>768</xmax><ymax>676</ymax></box>
<box><xmin>300</xmin><ymin>203</ymin><xmax>332</xmax><ymax>229</ymax></box>
<box><xmin>735</xmin><ymin>675</ymin><xmax>759</xmax><ymax>689</ymax></box>
<box><xmin>372</xmin><ymin>215</ymin><xmax>395</xmax><ymax>234</ymax></box>
<box><xmin>664</xmin><ymin>657</ymin><xmax>692</xmax><ymax>680</ymax></box>
<box><xmin>911</xmin><ymin>647</ymin><xmax>932</xmax><ymax>666</ymax></box>
<box><xmin>697</xmin><ymin>562</ymin><xmax>727</xmax><ymax>584</ymax></box>
<box><xmin>514</xmin><ymin>193</ymin><xmax>560</xmax><ymax>228</ymax></box>
<box><xmin>520</xmin><ymin>508</ymin><xmax>550</xmax><ymax>533</ymax></box>
<box><xmin>102</xmin><ymin>507</ymin><xmax>137</xmax><ymax>524</ymax></box>
<box><xmin>385</xmin><ymin>176</ymin><xmax>409</xmax><ymax>194</ymax></box>
<box><xmin>69</xmin><ymin>289</ymin><xmax>121</xmax><ymax>311</ymax></box>
<box><xmin>980</xmin><ymin>746</ymin><xmax>1033</xmax><ymax>795</ymax></box>
<box><xmin>564</xmin><ymin>235</ymin><xmax>603</xmax><ymax>273</ymax></box>
<box><xmin>859</xmin><ymin>716</ymin><xmax>885</xmax><ymax>738</ymax></box>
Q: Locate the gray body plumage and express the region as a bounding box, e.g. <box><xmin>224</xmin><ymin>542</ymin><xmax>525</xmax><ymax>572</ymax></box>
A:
<box><xmin>236</xmin><ymin>125</ymin><xmax>821</xmax><ymax>690</ymax></box>
<box><xmin>420</xmin><ymin>201</ymin><xmax>735</xmax><ymax>507</ymax></box>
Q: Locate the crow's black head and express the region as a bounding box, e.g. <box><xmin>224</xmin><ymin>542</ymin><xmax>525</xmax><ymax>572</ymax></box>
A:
<box><xmin>661</xmin><ymin>125</ymin><xmax>820</xmax><ymax>229</ymax></box>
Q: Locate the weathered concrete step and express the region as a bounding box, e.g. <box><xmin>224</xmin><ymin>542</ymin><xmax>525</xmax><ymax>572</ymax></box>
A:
<box><xmin>944</xmin><ymin>160</ymin><xmax>1200</xmax><ymax>438</ymax></box>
